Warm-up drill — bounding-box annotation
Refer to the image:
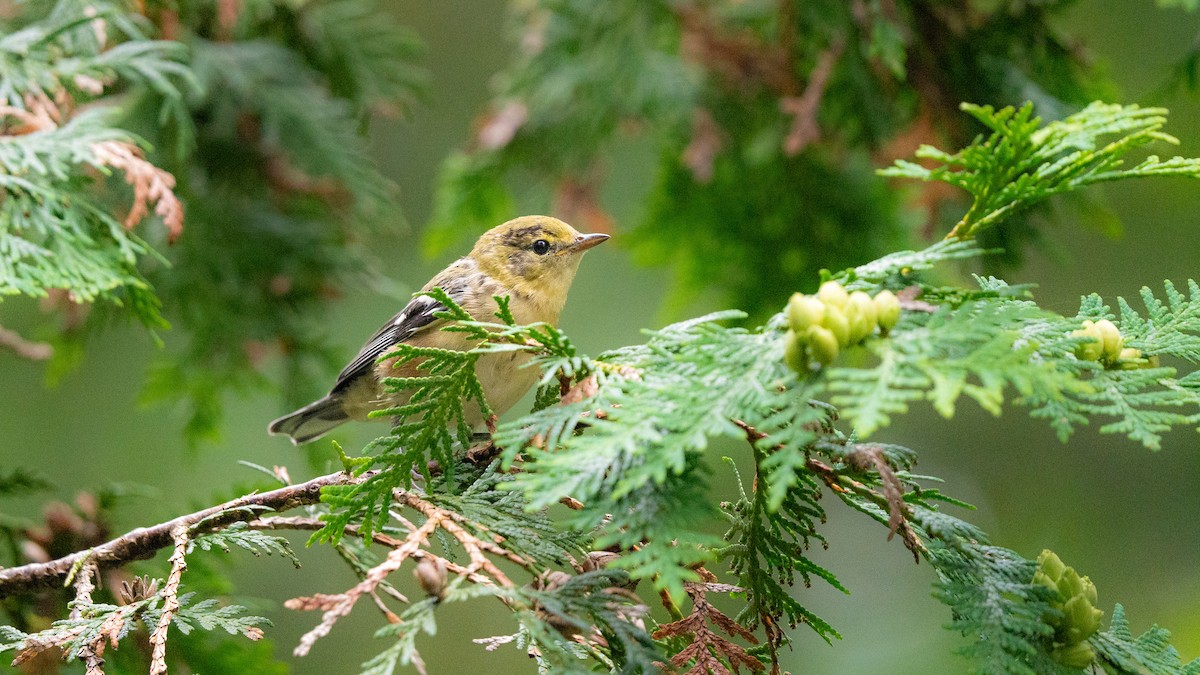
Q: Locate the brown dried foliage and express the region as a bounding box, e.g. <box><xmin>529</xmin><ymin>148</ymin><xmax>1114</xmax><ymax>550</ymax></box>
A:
<box><xmin>12</xmin><ymin>561</ymin><xmax>140</xmax><ymax>673</ymax></box>
<box><xmin>287</xmin><ymin>489</ymin><xmax>535</xmax><ymax>657</ymax></box>
<box><xmin>90</xmin><ymin>140</ymin><xmax>185</xmax><ymax>243</ymax></box>
<box><xmin>845</xmin><ymin>444</ymin><xmax>924</xmax><ymax>560</ymax></box>
<box><xmin>654</xmin><ymin>582</ymin><xmax>763</xmax><ymax>675</ymax></box>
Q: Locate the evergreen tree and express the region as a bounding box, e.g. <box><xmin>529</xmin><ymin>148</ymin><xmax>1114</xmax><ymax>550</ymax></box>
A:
<box><xmin>2</xmin><ymin>2</ymin><xmax>1200</xmax><ymax>673</ymax></box>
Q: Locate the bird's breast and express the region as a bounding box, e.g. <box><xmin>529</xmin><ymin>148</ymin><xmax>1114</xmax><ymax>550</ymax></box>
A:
<box><xmin>473</xmin><ymin>348</ymin><xmax>539</xmax><ymax>418</ymax></box>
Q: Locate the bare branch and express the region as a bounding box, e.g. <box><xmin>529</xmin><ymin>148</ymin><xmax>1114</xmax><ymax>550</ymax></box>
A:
<box><xmin>0</xmin><ymin>471</ymin><xmax>375</xmax><ymax>595</ymax></box>
<box><xmin>70</xmin><ymin>560</ymin><xmax>105</xmax><ymax>675</ymax></box>
<box><xmin>149</xmin><ymin>525</ymin><xmax>188</xmax><ymax>675</ymax></box>
<box><xmin>0</xmin><ymin>324</ymin><xmax>53</xmax><ymax>361</ymax></box>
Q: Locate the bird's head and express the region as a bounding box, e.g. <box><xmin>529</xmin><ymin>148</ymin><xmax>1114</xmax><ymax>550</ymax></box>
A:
<box><xmin>470</xmin><ymin>215</ymin><xmax>609</xmax><ymax>303</ymax></box>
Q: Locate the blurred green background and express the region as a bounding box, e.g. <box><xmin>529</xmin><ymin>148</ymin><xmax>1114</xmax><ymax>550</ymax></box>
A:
<box><xmin>3</xmin><ymin>1</ymin><xmax>1200</xmax><ymax>672</ymax></box>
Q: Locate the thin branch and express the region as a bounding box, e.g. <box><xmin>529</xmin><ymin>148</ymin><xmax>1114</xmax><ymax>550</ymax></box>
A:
<box><xmin>398</xmin><ymin>491</ymin><xmax>529</xmax><ymax>583</ymax></box>
<box><xmin>149</xmin><ymin>525</ymin><xmax>188</xmax><ymax>675</ymax></box>
<box><xmin>0</xmin><ymin>324</ymin><xmax>53</xmax><ymax>361</ymax></box>
<box><xmin>250</xmin><ymin>515</ymin><xmax>495</xmax><ymax>587</ymax></box>
<box><xmin>70</xmin><ymin>560</ymin><xmax>105</xmax><ymax>675</ymax></box>
<box><xmin>289</xmin><ymin>509</ymin><xmax>447</xmax><ymax>657</ymax></box>
<box><xmin>0</xmin><ymin>470</ymin><xmax>375</xmax><ymax>595</ymax></box>
<box><xmin>781</xmin><ymin>41</ymin><xmax>843</xmax><ymax>156</ymax></box>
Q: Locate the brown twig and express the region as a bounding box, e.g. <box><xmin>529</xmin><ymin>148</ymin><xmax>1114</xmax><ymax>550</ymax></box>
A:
<box><xmin>70</xmin><ymin>561</ymin><xmax>105</xmax><ymax>675</ymax></box>
<box><xmin>289</xmin><ymin>508</ymin><xmax>447</xmax><ymax>657</ymax></box>
<box><xmin>781</xmin><ymin>41</ymin><xmax>843</xmax><ymax>156</ymax></box>
<box><xmin>0</xmin><ymin>471</ymin><xmax>375</xmax><ymax>595</ymax></box>
<box><xmin>247</xmin><ymin>515</ymin><xmax>494</xmax><ymax>589</ymax></box>
<box><xmin>148</xmin><ymin>525</ymin><xmax>188</xmax><ymax>675</ymax></box>
<box><xmin>733</xmin><ymin>419</ymin><xmax>925</xmax><ymax>560</ymax></box>
<box><xmin>0</xmin><ymin>324</ymin><xmax>53</xmax><ymax>361</ymax></box>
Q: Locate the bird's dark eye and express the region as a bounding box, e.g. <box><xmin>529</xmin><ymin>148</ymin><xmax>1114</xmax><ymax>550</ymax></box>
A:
<box><xmin>532</xmin><ymin>239</ymin><xmax>551</xmax><ymax>255</ymax></box>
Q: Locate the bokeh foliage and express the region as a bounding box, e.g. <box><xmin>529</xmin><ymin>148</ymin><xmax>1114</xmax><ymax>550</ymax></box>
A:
<box><xmin>3</xmin><ymin>1</ymin><xmax>1200</xmax><ymax>674</ymax></box>
<box><xmin>1</xmin><ymin>0</ymin><xmax>424</xmax><ymax>443</ymax></box>
<box><xmin>426</xmin><ymin>0</ymin><xmax>1127</xmax><ymax>319</ymax></box>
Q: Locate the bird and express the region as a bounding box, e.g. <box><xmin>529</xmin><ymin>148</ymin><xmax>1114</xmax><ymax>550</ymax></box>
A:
<box><xmin>268</xmin><ymin>215</ymin><xmax>609</xmax><ymax>445</ymax></box>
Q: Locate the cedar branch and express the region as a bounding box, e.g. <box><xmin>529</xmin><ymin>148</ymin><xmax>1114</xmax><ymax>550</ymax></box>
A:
<box><xmin>0</xmin><ymin>471</ymin><xmax>376</xmax><ymax>595</ymax></box>
<box><xmin>148</xmin><ymin>526</ymin><xmax>188</xmax><ymax>675</ymax></box>
<box><xmin>70</xmin><ymin>561</ymin><xmax>105</xmax><ymax>675</ymax></box>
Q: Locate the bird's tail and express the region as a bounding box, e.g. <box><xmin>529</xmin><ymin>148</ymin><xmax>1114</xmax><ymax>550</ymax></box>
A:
<box><xmin>268</xmin><ymin>395</ymin><xmax>350</xmax><ymax>445</ymax></box>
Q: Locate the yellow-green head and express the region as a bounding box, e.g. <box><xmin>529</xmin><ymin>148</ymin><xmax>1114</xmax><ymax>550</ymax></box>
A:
<box><xmin>469</xmin><ymin>215</ymin><xmax>609</xmax><ymax>300</ymax></box>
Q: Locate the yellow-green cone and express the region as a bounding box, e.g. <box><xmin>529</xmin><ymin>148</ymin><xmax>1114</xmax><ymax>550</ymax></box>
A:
<box><xmin>847</xmin><ymin>291</ymin><xmax>877</xmax><ymax>343</ymax></box>
<box><xmin>787</xmin><ymin>293</ymin><xmax>825</xmax><ymax>332</ymax></box>
<box><xmin>821</xmin><ymin>305</ymin><xmax>851</xmax><ymax>347</ymax></box>
<box><xmin>817</xmin><ymin>280</ymin><xmax>849</xmax><ymax>308</ymax></box>
<box><xmin>784</xmin><ymin>329</ymin><xmax>808</xmax><ymax>373</ymax></box>
<box><xmin>807</xmin><ymin>326</ymin><xmax>840</xmax><ymax>365</ymax></box>
<box><xmin>874</xmin><ymin>290</ymin><xmax>901</xmax><ymax>334</ymax></box>
<box><xmin>1073</xmin><ymin>321</ymin><xmax>1104</xmax><ymax>362</ymax></box>
<box><xmin>1033</xmin><ymin>549</ymin><xmax>1103</xmax><ymax>669</ymax></box>
<box><xmin>1093</xmin><ymin>319</ymin><xmax>1123</xmax><ymax>363</ymax></box>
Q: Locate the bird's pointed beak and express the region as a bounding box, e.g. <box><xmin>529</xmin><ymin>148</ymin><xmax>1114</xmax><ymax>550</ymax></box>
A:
<box><xmin>567</xmin><ymin>232</ymin><xmax>610</xmax><ymax>253</ymax></box>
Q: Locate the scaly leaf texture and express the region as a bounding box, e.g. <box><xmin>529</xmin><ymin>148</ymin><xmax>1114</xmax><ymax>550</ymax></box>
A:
<box><xmin>807</xmin><ymin>267</ymin><xmax>1200</xmax><ymax>449</ymax></box>
<box><xmin>428</xmin><ymin>463</ymin><xmax>583</xmax><ymax>570</ymax></box>
<box><xmin>882</xmin><ymin>102</ymin><xmax>1200</xmax><ymax>238</ymax></box>
<box><xmin>513</xmin><ymin>571</ymin><xmax>661</xmax><ymax>674</ymax></box>
<box><xmin>0</xmin><ymin>592</ymin><xmax>268</xmax><ymax>663</ymax></box>
<box><xmin>914</xmin><ymin>508</ymin><xmax>1063</xmax><ymax>675</ymax></box>
<box><xmin>1025</xmin><ymin>281</ymin><xmax>1200</xmax><ymax>449</ymax></box>
<box><xmin>191</xmin><ymin>523</ymin><xmax>301</xmax><ymax>567</ymax></box>
<box><xmin>823</xmin><ymin>295</ymin><xmax>1084</xmax><ymax>437</ymax></box>
<box><xmin>500</xmin><ymin>311</ymin><xmax>819</xmax><ymax>595</ymax></box>
<box><xmin>722</xmin><ymin>438</ymin><xmax>845</xmax><ymax>645</ymax></box>
<box><xmin>0</xmin><ymin>0</ymin><xmax>192</xmax><ymax>324</ymax></box>
<box><xmin>1091</xmin><ymin>604</ymin><xmax>1200</xmax><ymax>675</ymax></box>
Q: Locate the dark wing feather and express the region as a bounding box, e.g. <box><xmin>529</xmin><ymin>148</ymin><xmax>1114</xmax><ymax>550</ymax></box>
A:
<box><xmin>330</xmin><ymin>294</ymin><xmax>445</xmax><ymax>394</ymax></box>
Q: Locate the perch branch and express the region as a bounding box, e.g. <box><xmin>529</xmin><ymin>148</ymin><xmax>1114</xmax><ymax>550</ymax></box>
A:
<box><xmin>0</xmin><ymin>470</ymin><xmax>377</xmax><ymax>595</ymax></box>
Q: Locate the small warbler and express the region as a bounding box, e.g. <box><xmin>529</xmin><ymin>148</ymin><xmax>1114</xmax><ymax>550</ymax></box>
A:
<box><xmin>268</xmin><ymin>215</ymin><xmax>609</xmax><ymax>444</ymax></box>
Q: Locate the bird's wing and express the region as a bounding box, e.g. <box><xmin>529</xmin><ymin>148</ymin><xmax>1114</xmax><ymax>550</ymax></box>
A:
<box><xmin>328</xmin><ymin>257</ymin><xmax>490</xmax><ymax>395</ymax></box>
<box><xmin>329</xmin><ymin>292</ymin><xmax>447</xmax><ymax>394</ymax></box>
